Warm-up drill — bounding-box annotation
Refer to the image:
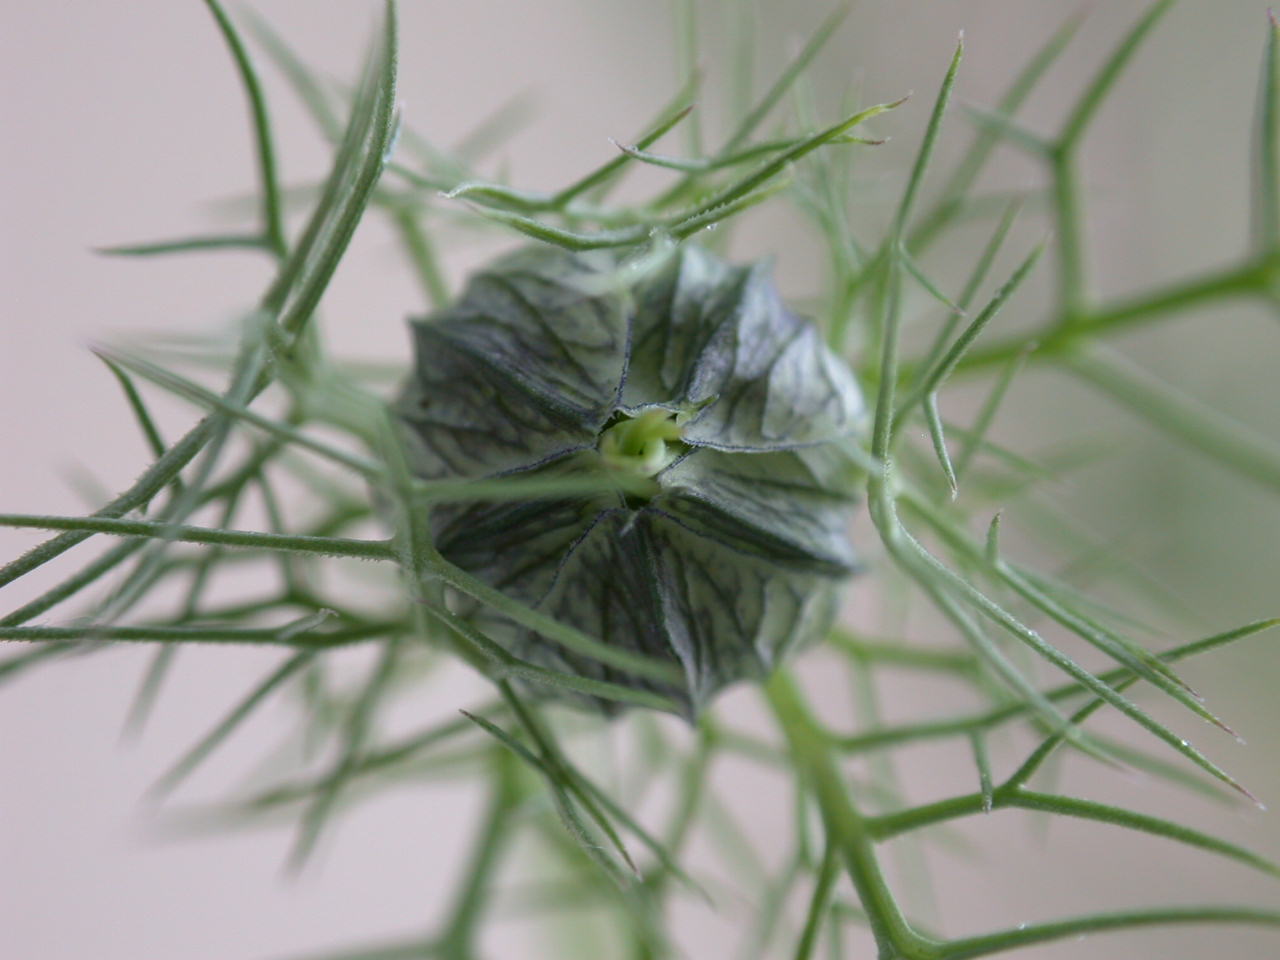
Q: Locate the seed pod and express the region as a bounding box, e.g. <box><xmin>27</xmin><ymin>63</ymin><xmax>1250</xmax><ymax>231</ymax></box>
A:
<box><xmin>392</xmin><ymin>244</ymin><xmax>864</xmax><ymax>715</ymax></box>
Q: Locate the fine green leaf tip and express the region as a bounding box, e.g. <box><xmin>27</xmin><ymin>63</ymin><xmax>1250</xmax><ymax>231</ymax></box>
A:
<box><xmin>985</xmin><ymin>512</ymin><xmax>1003</xmax><ymax>563</ymax></box>
<box><xmin>893</xmin><ymin>37</ymin><xmax>964</xmax><ymax>235</ymax></box>
<box><xmin>200</xmin><ymin>0</ymin><xmax>286</xmax><ymax>259</ymax></box>
<box><xmin>94</xmin><ymin>353</ymin><xmax>169</xmax><ymax>463</ymax></box>
<box><xmin>95</xmin><ymin>234</ymin><xmax>269</xmax><ymax>258</ymax></box>
<box><xmin>1058</xmin><ymin>0</ymin><xmax>1177</xmax><ymax>151</ymax></box>
<box><xmin>924</xmin><ymin>393</ymin><xmax>959</xmax><ymax>497</ymax></box>
<box><xmin>1256</xmin><ymin>6</ymin><xmax>1280</xmax><ymax>250</ymax></box>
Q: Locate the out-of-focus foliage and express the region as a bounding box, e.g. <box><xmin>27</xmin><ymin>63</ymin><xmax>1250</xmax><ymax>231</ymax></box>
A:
<box><xmin>2</xmin><ymin>2</ymin><xmax>1279</xmax><ymax>958</ymax></box>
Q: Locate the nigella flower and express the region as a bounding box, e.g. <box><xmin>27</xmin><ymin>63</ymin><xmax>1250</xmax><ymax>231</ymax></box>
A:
<box><xmin>393</xmin><ymin>244</ymin><xmax>864</xmax><ymax>715</ymax></box>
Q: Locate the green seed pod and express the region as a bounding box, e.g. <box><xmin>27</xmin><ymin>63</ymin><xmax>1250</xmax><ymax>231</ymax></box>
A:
<box><xmin>393</xmin><ymin>244</ymin><xmax>864</xmax><ymax>715</ymax></box>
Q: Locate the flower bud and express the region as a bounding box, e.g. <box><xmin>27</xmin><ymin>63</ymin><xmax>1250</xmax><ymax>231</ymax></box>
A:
<box><xmin>393</xmin><ymin>245</ymin><xmax>864</xmax><ymax>714</ymax></box>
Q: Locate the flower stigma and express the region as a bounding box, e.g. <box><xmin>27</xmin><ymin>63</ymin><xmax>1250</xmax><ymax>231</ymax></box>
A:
<box><xmin>598</xmin><ymin>408</ymin><xmax>685</xmax><ymax>478</ymax></box>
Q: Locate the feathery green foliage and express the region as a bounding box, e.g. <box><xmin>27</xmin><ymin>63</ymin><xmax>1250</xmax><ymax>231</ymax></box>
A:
<box><xmin>3</xmin><ymin>2</ymin><xmax>1278</xmax><ymax>958</ymax></box>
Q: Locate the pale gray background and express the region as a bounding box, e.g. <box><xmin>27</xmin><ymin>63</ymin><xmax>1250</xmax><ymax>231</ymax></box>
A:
<box><xmin>3</xmin><ymin>1</ymin><xmax>1278</xmax><ymax>958</ymax></box>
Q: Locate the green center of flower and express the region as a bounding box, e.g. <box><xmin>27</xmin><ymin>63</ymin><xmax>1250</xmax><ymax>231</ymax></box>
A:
<box><xmin>598</xmin><ymin>409</ymin><xmax>685</xmax><ymax>477</ymax></box>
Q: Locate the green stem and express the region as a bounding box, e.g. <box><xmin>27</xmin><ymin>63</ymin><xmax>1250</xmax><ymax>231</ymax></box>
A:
<box><xmin>794</xmin><ymin>844</ymin><xmax>840</xmax><ymax>960</ymax></box>
<box><xmin>1258</xmin><ymin>11</ymin><xmax>1280</xmax><ymax>248</ymax></box>
<box><xmin>764</xmin><ymin>670</ymin><xmax>936</xmax><ymax>960</ymax></box>
<box><xmin>908</xmin><ymin>14</ymin><xmax>1082</xmax><ymax>253</ymax></box>
<box><xmin>435</xmin><ymin>749</ymin><xmax>523</xmax><ymax>960</ymax></box>
<box><xmin>1050</xmin><ymin>149</ymin><xmax>1086</xmax><ymax>320</ymax></box>
<box><xmin>392</xmin><ymin>206</ymin><xmax>450</xmax><ymax>309</ymax></box>
<box><xmin>643</xmin><ymin>724</ymin><xmax>713</xmax><ymax>897</ymax></box>
<box><xmin>942</xmin><ymin>907</ymin><xmax>1280</xmax><ymax>960</ymax></box>
<box><xmin>1071</xmin><ymin>255</ymin><xmax>1275</xmax><ymax>336</ymax></box>
<box><xmin>202</xmin><ymin>0</ymin><xmax>286</xmax><ymax>258</ymax></box>
<box><xmin>828</xmin><ymin>629</ymin><xmax>977</xmax><ymax>674</ymax></box>
<box><xmin>952</xmin><ymin>256</ymin><xmax>1275</xmax><ymax>377</ymax></box>
<box><xmin>0</xmin><ymin>539</ymin><xmax>147</xmax><ymax>627</ymax></box>
<box><xmin>0</xmin><ymin>423</ymin><xmax>219</xmax><ymax>589</ymax></box>
<box><xmin>870</xmin><ymin>786</ymin><xmax>1280</xmax><ymax>879</ymax></box>
<box><xmin>830</xmin><ymin>618</ymin><xmax>1277</xmax><ymax>755</ymax></box>
<box><xmin>245</xmin><ymin>710</ymin><xmax>490</xmax><ymax>811</ymax></box>
<box><xmin>0</xmin><ymin>623</ymin><xmax>391</xmax><ymax>647</ymax></box>
<box><xmin>1</xmin><ymin>8</ymin><xmax>398</xmax><ymax>595</ymax></box>
<box><xmin>0</xmin><ymin>514</ymin><xmax>395</xmax><ymax>561</ymax></box>
<box><xmin>1065</xmin><ymin>343</ymin><xmax>1280</xmax><ymax>493</ymax></box>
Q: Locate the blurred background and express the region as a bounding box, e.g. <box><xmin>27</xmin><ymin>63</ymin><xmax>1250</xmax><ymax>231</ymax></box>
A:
<box><xmin>2</xmin><ymin>1</ymin><xmax>1278</xmax><ymax>957</ymax></box>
